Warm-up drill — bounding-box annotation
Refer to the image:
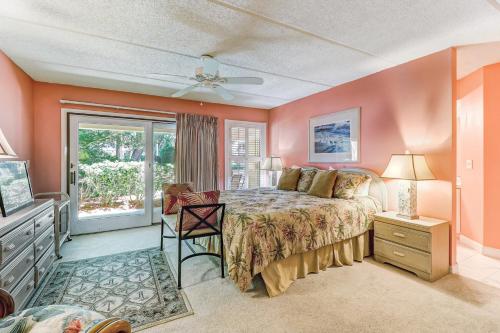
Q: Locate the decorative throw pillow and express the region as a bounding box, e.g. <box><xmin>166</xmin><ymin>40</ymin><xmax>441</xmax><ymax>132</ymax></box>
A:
<box><xmin>176</xmin><ymin>190</ymin><xmax>220</xmax><ymax>231</ymax></box>
<box><xmin>307</xmin><ymin>170</ymin><xmax>338</xmax><ymax>198</ymax></box>
<box><xmin>297</xmin><ymin>169</ymin><xmax>318</xmax><ymax>192</ymax></box>
<box><xmin>333</xmin><ymin>173</ymin><xmax>371</xmax><ymax>199</ymax></box>
<box><xmin>162</xmin><ymin>182</ymin><xmax>194</xmax><ymax>214</ymax></box>
<box><xmin>354</xmin><ymin>175</ymin><xmax>372</xmax><ymax>196</ymax></box>
<box><xmin>277</xmin><ymin>167</ymin><xmax>301</xmax><ymax>191</ymax></box>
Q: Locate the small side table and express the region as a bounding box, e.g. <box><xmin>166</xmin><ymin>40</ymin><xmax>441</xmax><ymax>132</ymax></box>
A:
<box><xmin>374</xmin><ymin>211</ymin><xmax>449</xmax><ymax>281</ymax></box>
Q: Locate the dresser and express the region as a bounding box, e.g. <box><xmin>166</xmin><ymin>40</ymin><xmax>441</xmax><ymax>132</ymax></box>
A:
<box><xmin>374</xmin><ymin>211</ymin><xmax>449</xmax><ymax>281</ymax></box>
<box><xmin>0</xmin><ymin>199</ymin><xmax>56</xmax><ymax>310</ymax></box>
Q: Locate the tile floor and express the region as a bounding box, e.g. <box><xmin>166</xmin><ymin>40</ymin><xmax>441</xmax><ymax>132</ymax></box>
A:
<box><xmin>457</xmin><ymin>239</ymin><xmax>500</xmax><ymax>289</ymax></box>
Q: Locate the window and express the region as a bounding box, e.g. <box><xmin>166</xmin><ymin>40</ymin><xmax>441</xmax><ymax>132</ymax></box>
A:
<box><xmin>225</xmin><ymin>120</ymin><xmax>267</xmax><ymax>190</ymax></box>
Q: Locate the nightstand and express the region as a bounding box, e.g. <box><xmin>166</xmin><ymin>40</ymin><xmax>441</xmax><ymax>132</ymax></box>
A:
<box><xmin>374</xmin><ymin>211</ymin><xmax>449</xmax><ymax>281</ymax></box>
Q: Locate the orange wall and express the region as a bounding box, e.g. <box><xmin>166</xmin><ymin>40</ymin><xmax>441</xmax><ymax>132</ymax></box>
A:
<box><xmin>32</xmin><ymin>82</ymin><xmax>268</xmax><ymax>193</ymax></box>
<box><xmin>270</xmin><ymin>49</ymin><xmax>457</xmax><ymax>262</ymax></box>
<box><xmin>483</xmin><ymin>63</ymin><xmax>500</xmax><ymax>249</ymax></box>
<box><xmin>0</xmin><ymin>51</ymin><xmax>34</xmax><ymax>165</ymax></box>
<box><xmin>457</xmin><ymin>69</ymin><xmax>484</xmax><ymax>244</ymax></box>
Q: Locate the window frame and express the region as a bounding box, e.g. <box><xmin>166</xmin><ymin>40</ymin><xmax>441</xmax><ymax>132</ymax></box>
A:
<box><xmin>224</xmin><ymin>119</ymin><xmax>267</xmax><ymax>190</ymax></box>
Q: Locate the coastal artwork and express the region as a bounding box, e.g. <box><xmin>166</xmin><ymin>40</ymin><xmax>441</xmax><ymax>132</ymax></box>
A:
<box><xmin>309</xmin><ymin>107</ymin><xmax>360</xmax><ymax>163</ymax></box>
<box><xmin>314</xmin><ymin>120</ymin><xmax>351</xmax><ymax>154</ymax></box>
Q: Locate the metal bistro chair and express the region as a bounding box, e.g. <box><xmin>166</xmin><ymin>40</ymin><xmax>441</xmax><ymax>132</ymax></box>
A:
<box><xmin>160</xmin><ymin>202</ymin><xmax>226</xmax><ymax>289</ymax></box>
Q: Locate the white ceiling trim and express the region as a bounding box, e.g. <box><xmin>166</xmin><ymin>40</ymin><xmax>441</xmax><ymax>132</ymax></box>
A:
<box><xmin>208</xmin><ymin>0</ymin><xmax>396</xmax><ymax>64</ymax></box>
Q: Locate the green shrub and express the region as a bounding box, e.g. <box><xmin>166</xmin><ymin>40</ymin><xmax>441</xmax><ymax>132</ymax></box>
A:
<box><xmin>79</xmin><ymin>161</ymin><xmax>174</xmax><ymax>209</ymax></box>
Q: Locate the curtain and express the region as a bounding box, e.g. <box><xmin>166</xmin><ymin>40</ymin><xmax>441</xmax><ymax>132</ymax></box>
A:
<box><xmin>175</xmin><ymin>113</ymin><xmax>219</xmax><ymax>191</ymax></box>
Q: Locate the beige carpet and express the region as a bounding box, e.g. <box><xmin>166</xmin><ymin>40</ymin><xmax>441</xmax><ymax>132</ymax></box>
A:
<box><xmin>62</xmin><ymin>226</ymin><xmax>500</xmax><ymax>333</ymax></box>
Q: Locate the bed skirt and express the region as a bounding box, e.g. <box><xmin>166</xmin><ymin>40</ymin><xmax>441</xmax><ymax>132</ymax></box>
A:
<box><xmin>260</xmin><ymin>231</ymin><xmax>371</xmax><ymax>297</ymax></box>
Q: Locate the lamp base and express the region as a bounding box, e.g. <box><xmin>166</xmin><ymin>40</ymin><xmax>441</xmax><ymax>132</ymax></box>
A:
<box><xmin>398</xmin><ymin>180</ymin><xmax>418</xmax><ymax>220</ymax></box>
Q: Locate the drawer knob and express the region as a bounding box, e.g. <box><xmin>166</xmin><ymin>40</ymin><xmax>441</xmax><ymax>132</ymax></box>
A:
<box><xmin>393</xmin><ymin>251</ymin><xmax>406</xmax><ymax>257</ymax></box>
<box><xmin>26</xmin><ymin>256</ymin><xmax>34</xmax><ymax>263</ymax></box>
<box><xmin>27</xmin><ymin>281</ymin><xmax>35</xmax><ymax>289</ymax></box>
<box><xmin>4</xmin><ymin>244</ymin><xmax>15</xmax><ymax>251</ymax></box>
<box><xmin>35</xmin><ymin>223</ymin><xmax>41</xmax><ymax>228</ymax></box>
<box><xmin>39</xmin><ymin>268</ymin><xmax>46</xmax><ymax>275</ymax></box>
<box><xmin>36</xmin><ymin>245</ymin><xmax>44</xmax><ymax>251</ymax></box>
<box><xmin>4</xmin><ymin>276</ymin><xmax>15</xmax><ymax>286</ymax></box>
<box><xmin>25</xmin><ymin>230</ymin><xmax>33</xmax><ymax>236</ymax></box>
<box><xmin>393</xmin><ymin>232</ymin><xmax>406</xmax><ymax>238</ymax></box>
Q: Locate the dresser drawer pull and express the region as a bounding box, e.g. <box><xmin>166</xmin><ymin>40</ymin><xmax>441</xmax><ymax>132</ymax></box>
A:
<box><xmin>49</xmin><ymin>235</ymin><xmax>54</xmax><ymax>240</ymax></box>
<box><xmin>35</xmin><ymin>222</ymin><xmax>41</xmax><ymax>228</ymax></box>
<box><xmin>39</xmin><ymin>268</ymin><xmax>46</xmax><ymax>275</ymax></box>
<box><xmin>393</xmin><ymin>251</ymin><xmax>406</xmax><ymax>257</ymax></box>
<box><xmin>4</xmin><ymin>244</ymin><xmax>15</xmax><ymax>252</ymax></box>
<box><xmin>393</xmin><ymin>232</ymin><xmax>406</xmax><ymax>238</ymax></box>
<box><xmin>25</xmin><ymin>230</ymin><xmax>33</xmax><ymax>236</ymax></box>
<box><xmin>26</xmin><ymin>256</ymin><xmax>35</xmax><ymax>263</ymax></box>
<box><xmin>36</xmin><ymin>245</ymin><xmax>44</xmax><ymax>252</ymax></box>
<box><xmin>4</xmin><ymin>275</ymin><xmax>15</xmax><ymax>286</ymax></box>
<box><xmin>27</xmin><ymin>281</ymin><xmax>35</xmax><ymax>289</ymax></box>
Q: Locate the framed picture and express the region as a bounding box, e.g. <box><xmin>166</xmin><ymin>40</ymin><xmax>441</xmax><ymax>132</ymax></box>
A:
<box><xmin>0</xmin><ymin>161</ymin><xmax>34</xmax><ymax>217</ymax></box>
<box><xmin>309</xmin><ymin>107</ymin><xmax>360</xmax><ymax>163</ymax></box>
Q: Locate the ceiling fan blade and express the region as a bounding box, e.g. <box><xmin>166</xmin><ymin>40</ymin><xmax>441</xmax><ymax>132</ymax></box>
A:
<box><xmin>171</xmin><ymin>84</ymin><xmax>201</xmax><ymax>98</ymax></box>
<box><xmin>213</xmin><ymin>85</ymin><xmax>234</xmax><ymax>101</ymax></box>
<box><xmin>148</xmin><ymin>73</ymin><xmax>192</xmax><ymax>79</ymax></box>
<box><xmin>220</xmin><ymin>77</ymin><xmax>264</xmax><ymax>85</ymax></box>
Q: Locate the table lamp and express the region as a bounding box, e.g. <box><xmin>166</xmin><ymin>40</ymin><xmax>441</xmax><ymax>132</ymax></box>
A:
<box><xmin>381</xmin><ymin>153</ymin><xmax>435</xmax><ymax>219</ymax></box>
<box><xmin>261</xmin><ymin>156</ymin><xmax>282</xmax><ymax>186</ymax></box>
<box><xmin>0</xmin><ymin>129</ymin><xmax>17</xmax><ymax>159</ymax></box>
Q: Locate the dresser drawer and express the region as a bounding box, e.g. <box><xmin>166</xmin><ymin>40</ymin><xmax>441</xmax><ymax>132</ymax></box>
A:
<box><xmin>0</xmin><ymin>246</ymin><xmax>35</xmax><ymax>292</ymax></box>
<box><xmin>0</xmin><ymin>222</ymin><xmax>34</xmax><ymax>266</ymax></box>
<box><xmin>34</xmin><ymin>208</ymin><xmax>54</xmax><ymax>237</ymax></box>
<box><xmin>375</xmin><ymin>221</ymin><xmax>431</xmax><ymax>252</ymax></box>
<box><xmin>11</xmin><ymin>268</ymin><xmax>35</xmax><ymax>311</ymax></box>
<box><xmin>374</xmin><ymin>237</ymin><xmax>431</xmax><ymax>274</ymax></box>
<box><xmin>35</xmin><ymin>244</ymin><xmax>56</xmax><ymax>286</ymax></box>
<box><xmin>34</xmin><ymin>227</ymin><xmax>54</xmax><ymax>262</ymax></box>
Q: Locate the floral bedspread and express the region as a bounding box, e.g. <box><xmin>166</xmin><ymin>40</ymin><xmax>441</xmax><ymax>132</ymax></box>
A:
<box><xmin>221</xmin><ymin>188</ymin><xmax>382</xmax><ymax>291</ymax></box>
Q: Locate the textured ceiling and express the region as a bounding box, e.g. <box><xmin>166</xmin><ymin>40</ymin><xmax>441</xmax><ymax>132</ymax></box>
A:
<box><xmin>0</xmin><ymin>0</ymin><xmax>499</xmax><ymax>109</ymax></box>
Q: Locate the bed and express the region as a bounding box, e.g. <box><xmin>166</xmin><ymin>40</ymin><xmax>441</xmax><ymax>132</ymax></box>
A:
<box><xmin>219</xmin><ymin>168</ymin><xmax>387</xmax><ymax>296</ymax></box>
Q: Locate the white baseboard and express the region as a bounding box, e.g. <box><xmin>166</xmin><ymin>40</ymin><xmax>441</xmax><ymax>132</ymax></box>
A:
<box><xmin>459</xmin><ymin>234</ymin><xmax>500</xmax><ymax>260</ymax></box>
<box><xmin>459</xmin><ymin>234</ymin><xmax>484</xmax><ymax>252</ymax></box>
<box><xmin>483</xmin><ymin>246</ymin><xmax>500</xmax><ymax>260</ymax></box>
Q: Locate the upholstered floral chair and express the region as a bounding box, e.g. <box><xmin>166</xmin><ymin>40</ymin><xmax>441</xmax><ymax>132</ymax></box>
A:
<box><xmin>0</xmin><ymin>289</ymin><xmax>130</xmax><ymax>333</ymax></box>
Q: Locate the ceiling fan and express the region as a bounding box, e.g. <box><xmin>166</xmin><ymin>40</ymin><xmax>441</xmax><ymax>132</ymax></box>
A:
<box><xmin>149</xmin><ymin>55</ymin><xmax>264</xmax><ymax>101</ymax></box>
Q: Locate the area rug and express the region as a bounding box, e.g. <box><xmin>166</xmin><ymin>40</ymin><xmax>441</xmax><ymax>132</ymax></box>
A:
<box><xmin>28</xmin><ymin>248</ymin><xmax>193</xmax><ymax>331</ymax></box>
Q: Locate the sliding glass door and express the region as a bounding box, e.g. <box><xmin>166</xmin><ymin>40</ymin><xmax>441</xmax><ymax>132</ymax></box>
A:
<box><xmin>68</xmin><ymin>115</ymin><xmax>175</xmax><ymax>234</ymax></box>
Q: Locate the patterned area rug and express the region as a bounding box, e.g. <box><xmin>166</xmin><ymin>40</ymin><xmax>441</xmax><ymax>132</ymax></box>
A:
<box><xmin>28</xmin><ymin>248</ymin><xmax>193</xmax><ymax>331</ymax></box>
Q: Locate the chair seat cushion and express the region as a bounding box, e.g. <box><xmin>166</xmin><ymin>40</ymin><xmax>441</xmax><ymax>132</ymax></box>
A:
<box><xmin>0</xmin><ymin>304</ymin><xmax>106</xmax><ymax>333</ymax></box>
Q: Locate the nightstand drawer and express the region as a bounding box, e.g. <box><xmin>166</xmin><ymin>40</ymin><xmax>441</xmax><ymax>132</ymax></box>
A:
<box><xmin>375</xmin><ymin>221</ymin><xmax>431</xmax><ymax>252</ymax></box>
<box><xmin>374</xmin><ymin>238</ymin><xmax>431</xmax><ymax>274</ymax></box>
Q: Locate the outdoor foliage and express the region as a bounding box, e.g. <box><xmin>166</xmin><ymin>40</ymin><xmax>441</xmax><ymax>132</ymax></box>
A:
<box><xmin>78</xmin><ymin>128</ymin><xmax>176</xmax><ymax>212</ymax></box>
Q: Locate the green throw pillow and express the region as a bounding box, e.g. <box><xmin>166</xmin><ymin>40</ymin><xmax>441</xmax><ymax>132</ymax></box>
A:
<box><xmin>307</xmin><ymin>170</ymin><xmax>338</xmax><ymax>198</ymax></box>
<box><xmin>277</xmin><ymin>167</ymin><xmax>301</xmax><ymax>191</ymax></box>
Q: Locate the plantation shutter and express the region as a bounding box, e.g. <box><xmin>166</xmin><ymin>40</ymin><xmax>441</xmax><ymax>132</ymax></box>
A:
<box><xmin>225</xmin><ymin>121</ymin><xmax>266</xmax><ymax>190</ymax></box>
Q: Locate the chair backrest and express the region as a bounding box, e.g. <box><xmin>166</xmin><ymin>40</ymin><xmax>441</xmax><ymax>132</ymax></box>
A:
<box><xmin>230</xmin><ymin>174</ymin><xmax>244</xmax><ymax>190</ymax></box>
<box><xmin>178</xmin><ymin>203</ymin><xmax>225</xmax><ymax>238</ymax></box>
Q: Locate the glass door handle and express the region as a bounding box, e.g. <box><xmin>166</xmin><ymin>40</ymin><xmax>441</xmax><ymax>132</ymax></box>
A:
<box><xmin>70</xmin><ymin>171</ymin><xmax>76</xmax><ymax>185</ymax></box>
